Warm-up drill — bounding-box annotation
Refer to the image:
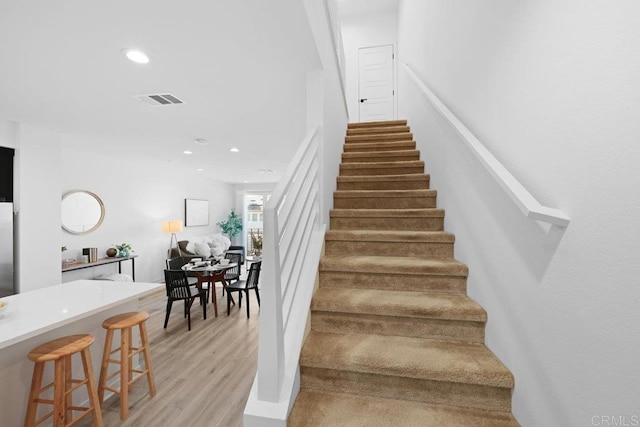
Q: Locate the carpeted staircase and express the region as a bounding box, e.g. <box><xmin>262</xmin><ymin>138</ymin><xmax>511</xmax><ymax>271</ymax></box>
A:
<box><xmin>288</xmin><ymin>120</ymin><xmax>519</xmax><ymax>426</ymax></box>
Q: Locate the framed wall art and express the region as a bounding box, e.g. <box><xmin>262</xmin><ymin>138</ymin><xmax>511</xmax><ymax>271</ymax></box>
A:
<box><xmin>185</xmin><ymin>199</ymin><xmax>209</xmax><ymax>226</ymax></box>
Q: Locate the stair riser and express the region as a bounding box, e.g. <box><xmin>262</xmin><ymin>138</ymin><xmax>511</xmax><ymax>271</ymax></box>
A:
<box><xmin>319</xmin><ymin>271</ymin><xmax>467</xmax><ymax>294</ymax></box>
<box><xmin>300</xmin><ymin>367</ymin><xmax>512</xmax><ymax>412</ymax></box>
<box><xmin>346</xmin><ymin>134</ymin><xmax>413</xmax><ymax>143</ymax></box>
<box><xmin>289</xmin><ymin>390</ymin><xmax>519</xmax><ymax>427</ymax></box>
<box><xmin>342</xmin><ymin>153</ymin><xmax>420</xmax><ymax>163</ymax></box>
<box><xmin>340</xmin><ymin>165</ymin><xmax>424</xmax><ymax>176</ymax></box>
<box><xmin>347</xmin><ymin>126</ymin><xmax>410</xmax><ymax>136</ymax></box>
<box><xmin>311</xmin><ymin>312</ymin><xmax>485</xmax><ymax>343</ymax></box>
<box><xmin>348</xmin><ymin>120</ymin><xmax>407</xmax><ymax>129</ymax></box>
<box><xmin>333</xmin><ymin>196</ymin><xmax>436</xmax><ymax>209</ymax></box>
<box><xmin>325</xmin><ymin>240</ymin><xmax>454</xmax><ymax>258</ymax></box>
<box><xmin>330</xmin><ymin>217</ymin><xmax>444</xmax><ymax>231</ymax></box>
<box><xmin>343</xmin><ymin>142</ymin><xmax>416</xmax><ymax>152</ymax></box>
<box><xmin>337</xmin><ymin>179</ymin><xmax>429</xmax><ymax>191</ymax></box>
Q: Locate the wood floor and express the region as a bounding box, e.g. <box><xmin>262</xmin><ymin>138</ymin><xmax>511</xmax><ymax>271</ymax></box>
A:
<box><xmin>79</xmin><ymin>285</ymin><xmax>259</xmax><ymax>427</ymax></box>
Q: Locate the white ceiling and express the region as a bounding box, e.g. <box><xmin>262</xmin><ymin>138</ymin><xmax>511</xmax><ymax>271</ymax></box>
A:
<box><xmin>0</xmin><ymin>0</ymin><xmax>320</xmax><ymax>183</ymax></box>
<box><xmin>335</xmin><ymin>0</ymin><xmax>399</xmax><ymax>19</ymax></box>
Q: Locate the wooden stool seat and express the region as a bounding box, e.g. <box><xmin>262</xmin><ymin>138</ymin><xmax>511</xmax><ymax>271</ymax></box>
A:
<box><xmin>98</xmin><ymin>311</ymin><xmax>156</xmax><ymax>420</ymax></box>
<box><xmin>28</xmin><ymin>334</ymin><xmax>95</xmax><ymax>362</ymax></box>
<box><xmin>101</xmin><ymin>311</ymin><xmax>149</xmax><ymax>330</ymax></box>
<box><xmin>24</xmin><ymin>334</ymin><xmax>103</xmax><ymax>427</ymax></box>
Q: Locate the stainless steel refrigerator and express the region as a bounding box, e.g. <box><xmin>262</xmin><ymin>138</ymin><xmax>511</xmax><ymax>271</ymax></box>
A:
<box><xmin>0</xmin><ymin>202</ymin><xmax>13</xmax><ymax>297</ymax></box>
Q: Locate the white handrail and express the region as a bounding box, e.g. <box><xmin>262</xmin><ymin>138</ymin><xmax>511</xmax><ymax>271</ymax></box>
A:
<box><xmin>256</xmin><ymin>125</ymin><xmax>325</xmax><ymax>404</ymax></box>
<box><xmin>403</xmin><ymin>63</ymin><xmax>570</xmax><ymax>227</ymax></box>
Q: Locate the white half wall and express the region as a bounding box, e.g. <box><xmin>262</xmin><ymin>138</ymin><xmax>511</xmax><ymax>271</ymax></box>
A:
<box><xmin>340</xmin><ymin>11</ymin><xmax>398</xmax><ymax>121</ymax></box>
<box><xmin>398</xmin><ymin>1</ymin><xmax>640</xmax><ymax>425</ymax></box>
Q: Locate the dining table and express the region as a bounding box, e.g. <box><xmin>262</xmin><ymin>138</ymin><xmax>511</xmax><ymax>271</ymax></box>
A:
<box><xmin>182</xmin><ymin>261</ymin><xmax>238</xmax><ymax>317</ymax></box>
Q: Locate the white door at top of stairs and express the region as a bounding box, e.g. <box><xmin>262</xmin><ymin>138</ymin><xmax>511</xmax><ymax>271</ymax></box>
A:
<box><xmin>358</xmin><ymin>44</ymin><xmax>395</xmax><ymax>122</ymax></box>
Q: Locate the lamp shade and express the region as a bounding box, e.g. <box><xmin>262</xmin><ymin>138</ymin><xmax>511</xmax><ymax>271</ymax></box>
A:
<box><xmin>162</xmin><ymin>220</ymin><xmax>183</xmax><ymax>234</ymax></box>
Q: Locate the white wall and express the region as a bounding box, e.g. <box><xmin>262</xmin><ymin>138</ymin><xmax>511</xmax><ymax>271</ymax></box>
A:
<box><xmin>0</xmin><ymin>121</ymin><xmax>17</xmax><ymax>149</ymax></box>
<box><xmin>341</xmin><ymin>11</ymin><xmax>398</xmax><ymax>120</ymax></box>
<box><xmin>1</xmin><ymin>120</ymin><xmax>235</xmax><ymax>290</ymax></box>
<box><xmin>60</xmin><ymin>142</ymin><xmax>234</xmax><ymax>284</ymax></box>
<box><xmin>303</xmin><ymin>0</ymin><xmax>350</xmax><ymax>226</ymax></box>
<box><xmin>398</xmin><ymin>1</ymin><xmax>640</xmax><ymax>425</ymax></box>
<box><xmin>15</xmin><ymin>124</ymin><xmax>63</xmax><ymax>292</ymax></box>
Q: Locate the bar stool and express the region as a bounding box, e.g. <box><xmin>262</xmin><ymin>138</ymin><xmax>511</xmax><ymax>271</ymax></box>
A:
<box><xmin>97</xmin><ymin>311</ymin><xmax>156</xmax><ymax>420</ymax></box>
<box><xmin>24</xmin><ymin>334</ymin><xmax>103</xmax><ymax>427</ymax></box>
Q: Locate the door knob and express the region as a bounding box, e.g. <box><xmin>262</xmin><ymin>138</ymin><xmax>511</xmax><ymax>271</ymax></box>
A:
<box><xmin>359</xmin><ymin>98</ymin><xmax>368</xmax><ymax>103</ymax></box>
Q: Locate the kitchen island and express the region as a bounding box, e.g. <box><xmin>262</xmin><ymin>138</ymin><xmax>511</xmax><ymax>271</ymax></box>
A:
<box><xmin>0</xmin><ymin>279</ymin><xmax>163</xmax><ymax>426</ymax></box>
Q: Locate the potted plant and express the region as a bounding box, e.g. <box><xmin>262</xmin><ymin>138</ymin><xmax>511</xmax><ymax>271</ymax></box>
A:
<box><xmin>218</xmin><ymin>209</ymin><xmax>243</xmax><ymax>241</ymax></box>
<box><xmin>250</xmin><ymin>231</ymin><xmax>263</xmax><ymax>256</ymax></box>
<box><xmin>113</xmin><ymin>243</ymin><xmax>133</xmax><ymax>258</ymax></box>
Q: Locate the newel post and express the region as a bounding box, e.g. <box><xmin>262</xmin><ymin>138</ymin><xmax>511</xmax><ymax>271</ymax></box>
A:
<box><xmin>257</xmin><ymin>205</ymin><xmax>285</xmax><ymax>402</ymax></box>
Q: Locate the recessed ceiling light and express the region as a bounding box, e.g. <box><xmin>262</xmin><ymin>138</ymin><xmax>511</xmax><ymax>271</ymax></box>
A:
<box><xmin>230</xmin><ymin>147</ymin><xmax>240</xmax><ymax>153</ymax></box>
<box><xmin>243</xmin><ymin>180</ymin><xmax>248</xmax><ymax>183</ymax></box>
<box><xmin>195</xmin><ymin>138</ymin><xmax>208</xmax><ymax>145</ymax></box>
<box><xmin>183</xmin><ymin>150</ymin><xmax>193</xmax><ymax>155</ymax></box>
<box><xmin>196</xmin><ymin>168</ymin><xmax>204</xmax><ymax>172</ymax></box>
<box><xmin>121</xmin><ymin>48</ymin><xmax>149</xmax><ymax>64</ymax></box>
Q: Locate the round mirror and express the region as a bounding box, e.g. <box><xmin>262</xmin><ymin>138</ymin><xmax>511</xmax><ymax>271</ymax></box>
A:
<box><xmin>61</xmin><ymin>190</ymin><xmax>105</xmax><ymax>234</ymax></box>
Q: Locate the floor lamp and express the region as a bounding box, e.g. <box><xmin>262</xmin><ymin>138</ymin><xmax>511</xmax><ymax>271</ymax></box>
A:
<box><xmin>162</xmin><ymin>220</ymin><xmax>184</xmax><ymax>257</ymax></box>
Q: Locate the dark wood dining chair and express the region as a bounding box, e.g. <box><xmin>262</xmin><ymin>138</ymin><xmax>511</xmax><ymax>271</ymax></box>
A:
<box><xmin>166</xmin><ymin>256</ymin><xmax>198</xmax><ymax>286</ymax></box>
<box><xmin>163</xmin><ymin>269</ymin><xmax>207</xmax><ymax>330</ymax></box>
<box><xmin>223</xmin><ymin>252</ymin><xmax>242</xmax><ymax>292</ymax></box>
<box><xmin>166</xmin><ymin>256</ymin><xmax>186</xmax><ymax>270</ymax></box>
<box><xmin>226</xmin><ymin>261</ymin><xmax>261</xmax><ymax>318</ymax></box>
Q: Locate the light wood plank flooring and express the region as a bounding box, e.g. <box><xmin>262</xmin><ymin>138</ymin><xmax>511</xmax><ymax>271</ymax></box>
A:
<box><xmin>79</xmin><ymin>285</ymin><xmax>259</xmax><ymax>427</ymax></box>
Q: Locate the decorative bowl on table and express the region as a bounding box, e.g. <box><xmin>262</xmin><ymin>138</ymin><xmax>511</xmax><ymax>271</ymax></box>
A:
<box><xmin>190</xmin><ymin>260</ymin><xmax>209</xmax><ymax>268</ymax></box>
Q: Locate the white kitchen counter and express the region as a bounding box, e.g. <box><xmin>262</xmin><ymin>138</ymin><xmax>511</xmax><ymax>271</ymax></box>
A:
<box><xmin>0</xmin><ymin>279</ymin><xmax>162</xmax><ymax>349</ymax></box>
<box><xmin>0</xmin><ymin>280</ymin><xmax>163</xmax><ymax>426</ymax></box>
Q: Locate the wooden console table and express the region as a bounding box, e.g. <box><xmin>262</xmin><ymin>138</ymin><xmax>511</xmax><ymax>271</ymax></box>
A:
<box><xmin>62</xmin><ymin>255</ymin><xmax>138</xmax><ymax>281</ymax></box>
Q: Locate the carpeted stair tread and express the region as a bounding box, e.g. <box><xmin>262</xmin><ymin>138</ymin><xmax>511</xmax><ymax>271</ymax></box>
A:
<box><xmin>346</xmin><ymin>133</ymin><xmax>413</xmax><ymax>143</ymax></box>
<box><xmin>342</xmin><ymin>149</ymin><xmax>420</xmax><ymax>162</ymax></box>
<box><xmin>319</xmin><ymin>255</ymin><xmax>468</xmax><ymax>276</ymax></box>
<box><xmin>330</xmin><ymin>208</ymin><xmax>444</xmax><ymax>219</ymax></box>
<box><xmin>288</xmin><ymin>389</ymin><xmax>520</xmax><ymax>427</ymax></box>
<box><xmin>336</xmin><ymin>174</ymin><xmax>430</xmax><ymax>191</ymax></box>
<box><xmin>339</xmin><ymin>160</ymin><xmax>424</xmax><ymax>170</ymax></box>
<box><xmin>338</xmin><ymin>173</ymin><xmax>428</xmax><ymax>182</ymax></box>
<box><xmin>334</xmin><ymin>190</ymin><xmax>436</xmax><ymax>209</ymax></box>
<box><xmin>334</xmin><ymin>189</ymin><xmax>436</xmax><ymax>198</ymax></box>
<box><xmin>343</xmin><ymin>140</ymin><xmax>416</xmax><ymax>152</ymax></box>
<box><xmin>325</xmin><ymin>229</ymin><xmax>454</xmax><ymax>243</ymax></box>
<box><xmin>301</xmin><ymin>331</ymin><xmax>514</xmax><ymax>388</ymax></box>
<box><xmin>347</xmin><ymin>125</ymin><xmax>410</xmax><ymax>136</ymax></box>
<box><xmin>312</xmin><ymin>288</ymin><xmax>486</xmax><ymax>322</ymax></box>
<box><xmin>348</xmin><ymin>119</ymin><xmax>407</xmax><ymax>129</ymax></box>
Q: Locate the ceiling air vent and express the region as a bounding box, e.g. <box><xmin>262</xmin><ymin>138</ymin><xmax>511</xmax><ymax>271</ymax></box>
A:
<box><xmin>135</xmin><ymin>93</ymin><xmax>185</xmax><ymax>107</ymax></box>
